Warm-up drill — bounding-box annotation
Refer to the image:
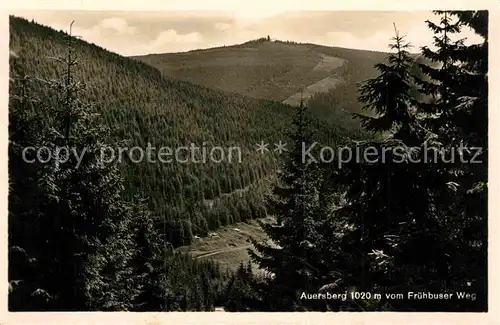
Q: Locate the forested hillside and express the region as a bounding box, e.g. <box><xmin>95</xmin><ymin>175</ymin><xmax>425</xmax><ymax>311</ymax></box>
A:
<box><xmin>9</xmin><ymin>10</ymin><xmax>487</xmax><ymax>312</ymax></box>
<box><xmin>9</xmin><ymin>17</ymin><xmax>358</xmax><ymax>247</ymax></box>
<box><xmin>9</xmin><ymin>27</ymin><xmax>230</xmax><ymax>312</ymax></box>
<box><xmin>133</xmin><ymin>39</ymin><xmax>414</xmax><ymax>133</ymax></box>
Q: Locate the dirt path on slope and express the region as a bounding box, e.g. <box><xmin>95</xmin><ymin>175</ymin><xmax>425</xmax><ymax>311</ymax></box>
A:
<box><xmin>312</xmin><ymin>54</ymin><xmax>346</xmax><ymax>72</ymax></box>
<box><xmin>282</xmin><ymin>54</ymin><xmax>346</xmax><ymax>106</ymax></box>
<box><xmin>195</xmin><ymin>244</ymin><xmax>254</xmax><ymax>259</ymax></box>
<box><xmin>282</xmin><ymin>75</ymin><xmax>343</xmax><ymax>106</ymax></box>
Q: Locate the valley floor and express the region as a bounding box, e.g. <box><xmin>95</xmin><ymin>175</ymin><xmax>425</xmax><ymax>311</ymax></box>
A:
<box><xmin>178</xmin><ymin>216</ymin><xmax>275</xmax><ymax>273</ymax></box>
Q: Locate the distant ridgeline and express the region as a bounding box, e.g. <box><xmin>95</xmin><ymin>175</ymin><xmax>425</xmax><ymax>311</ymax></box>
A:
<box><xmin>133</xmin><ymin>38</ymin><xmax>391</xmax><ymax>93</ymax></box>
<box><xmin>9</xmin><ymin>16</ymin><xmax>358</xmax><ymax>247</ymax></box>
<box><xmin>132</xmin><ymin>36</ymin><xmax>395</xmax><ymax>134</ymax></box>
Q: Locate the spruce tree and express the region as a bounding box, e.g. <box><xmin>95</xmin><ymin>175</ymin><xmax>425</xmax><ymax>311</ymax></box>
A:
<box><xmin>249</xmin><ymin>100</ymin><xmax>324</xmax><ymax>311</ymax></box>
<box><xmin>415</xmin><ymin>11</ymin><xmax>465</xmax><ymax>140</ymax></box>
<box><xmin>333</xmin><ymin>25</ymin><xmax>454</xmax><ymax>310</ymax></box>
<box><xmin>454</xmin><ymin>10</ymin><xmax>487</xmax><ymax>310</ymax></box>
<box><xmin>408</xmin><ymin>11</ymin><xmax>487</xmax><ymax>310</ymax></box>
<box><xmin>418</xmin><ymin>10</ymin><xmax>488</xmax><ymax>310</ymax></box>
<box><xmin>9</xmin><ymin>49</ymin><xmax>55</xmax><ymax>310</ymax></box>
<box><xmin>331</xmin><ymin>13</ymin><xmax>488</xmax><ymax>311</ymax></box>
<box><xmin>8</xmin><ymin>22</ymin><xmax>152</xmax><ymax>310</ymax></box>
<box><xmin>356</xmin><ymin>24</ymin><xmax>416</xmax><ymax>136</ymax></box>
<box><xmin>130</xmin><ymin>200</ymin><xmax>173</xmax><ymax>311</ymax></box>
<box><xmin>224</xmin><ymin>262</ymin><xmax>254</xmax><ymax>311</ymax></box>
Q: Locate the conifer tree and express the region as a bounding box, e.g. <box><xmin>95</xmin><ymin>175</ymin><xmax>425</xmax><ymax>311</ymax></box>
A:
<box><xmin>9</xmin><ymin>49</ymin><xmax>55</xmax><ymax>310</ymax></box>
<box><xmin>333</xmin><ymin>25</ymin><xmax>455</xmax><ymax>310</ymax></box>
<box><xmin>332</xmin><ymin>13</ymin><xmax>488</xmax><ymax>311</ymax></box>
<box><xmin>356</xmin><ymin>24</ymin><xmax>417</xmax><ymax>136</ymax></box>
<box><xmin>224</xmin><ymin>262</ymin><xmax>254</xmax><ymax>311</ymax></box>
<box><xmin>130</xmin><ymin>200</ymin><xmax>173</xmax><ymax>311</ymax></box>
<box><xmin>249</xmin><ymin>100</ymin><xmax>324</xmax><ymax>311</ymax></box>
<box><xmin>418</xmin><ymin>10</ymin><xmax>488</xmax><ymax>310</ymax></box>
<box><xmin>415</xmin><ymin>11</ymin><xmax>465</xmax><ymax>140</ymax></box>
<box><xmin>403</xmin><ymin>11</ymin><xmax>487</xmax><ymax>310</ymax></box>
<box><xmin>8</xmin><ymin>22</ymin><xmax>151</xmax><ymax>310</ymax></box>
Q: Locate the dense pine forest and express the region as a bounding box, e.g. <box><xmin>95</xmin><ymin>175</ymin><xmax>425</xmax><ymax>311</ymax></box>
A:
<box><xmin>8</xmin><ymin>10</ymin><xmax>487</xmax><ymax>311</ymax></box>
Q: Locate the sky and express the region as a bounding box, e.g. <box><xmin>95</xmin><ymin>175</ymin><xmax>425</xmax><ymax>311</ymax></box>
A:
<box><xmin>11</xmin><ymin>10</ymin><xmax>484</xmax><ymax>56</ymax></box>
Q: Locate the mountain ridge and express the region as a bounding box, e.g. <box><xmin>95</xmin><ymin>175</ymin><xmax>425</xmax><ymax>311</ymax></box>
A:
<box><xmin>10</xmin><ymin>16</ymin><xmax>361</xmax><ymax>248</ymax></box>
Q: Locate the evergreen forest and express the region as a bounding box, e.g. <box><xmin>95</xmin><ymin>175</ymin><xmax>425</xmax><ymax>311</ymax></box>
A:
<box><xmin>8</xmin><ymin>11</ymin><xmax>487</xmax><ymax>311</ymax></box>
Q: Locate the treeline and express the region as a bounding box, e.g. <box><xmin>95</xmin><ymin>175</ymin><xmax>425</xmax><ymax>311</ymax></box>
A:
<box><xmin>228</xmin><ymin>10</ymin><xmax>488</xmax><ymax>312</ymax></box>
<box><xmin>9</xmin><ymin>16</ymin><xmax>358</xmax><ymax>247</ymax></box>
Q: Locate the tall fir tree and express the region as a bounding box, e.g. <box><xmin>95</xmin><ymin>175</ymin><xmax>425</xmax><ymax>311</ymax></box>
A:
<box><xmin>248</xmin><ymin>100</ymin><xmax>325</xmax><ymax>311</ymax></box>
<box><xmin>410</xmin><ymin>10</ymin><xmax>487</xmax><ymax>310</ymax></box>
<box><xmin>330</xmin><ymin>12</ymin><xmax>487</xmax><ymax>311</ymax></box>
<box><xmin>8</xmin><ymin>22</ymin><xmax>155</xmax><ymax>310</ymax></box>
<box><xmin>223</xmin><ymin>262</ymin><xmax>257</xmax><ymax>311</ymax></box>
<box><xmin>9</xmin><ymin>49</ymin><xmax>55</xmax><ymax>310</ymax></box>
<box><xmin>418</xmin><ymin>10</ymin><xmax>488</xmax><ymax>310</ymax></box>
<box><xmin>332</xmin><ymin>24</ymin><xmax>458</xmax><ymax>311</ymax></box>
<box><xmin>415</xmin><ymin>11</ymin><xmax>465</xmax><ymax>140</ymax></box>
<box><xmin>130</xmin><ymin>200</ymin><xmax>173</xmax><ymax>311</ymax></box>
<box><xmin>356</xmin><ymin>24</ymin><xmax>417</xmax><ymax>137</ymax></box>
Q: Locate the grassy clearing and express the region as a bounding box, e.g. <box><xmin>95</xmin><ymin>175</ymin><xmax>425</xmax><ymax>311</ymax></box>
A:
<box><xmin>178</xmin><ymin>216</ymin><xmax>275</xmax><ymax>272</ymax></box>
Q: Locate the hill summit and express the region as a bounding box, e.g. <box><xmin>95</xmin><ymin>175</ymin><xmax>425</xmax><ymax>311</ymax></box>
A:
<box><xmin>132</xmin><ymin>39</ymin><xmax>389</xmax><ymax>105</ymax></box>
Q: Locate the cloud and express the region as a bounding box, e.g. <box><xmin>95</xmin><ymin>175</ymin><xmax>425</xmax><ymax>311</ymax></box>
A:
<box><xmin>214</xmin><ymin>22</ymin><xmax>231</xmax><ymax>31</ymax></box>
<box><xmin>141</xmin><ymin>29</ymin><xmax>205</xmax><ymax>53</ymax></box>
<box><xmin>320</xmin><ymin>29</ymin><xmax>425</xmax><ymax>53</ymax></box>
<box><xmin>99</xmin><ymin>17</ymin><xmax>136</xmax><ymax>34</ymax></box>
<box><xmin>319</xmin><ymin>19</ymin><xmax>483</xmax><ymax>53</ymax></box>
<box><xmin>156</xmin><ymin>29</ymin><xmax>203</xmax><ymax>43</ymax></box>
<box><xmin>44</xmin><ymin>18</ymin><xmax>206</xmax><ymax>55</ymax></box>
<box><xmin>232</xmin><ymin>7</ymin><xmax>284</xmax><ymax>26</ymax></box>
<box><xmin>48</xmin><ymin>23</ymin><xmax>101</xmax><ymax>44</ymax></box>
<box><xmin>46</xmin><ymin>17</ymin><xmax>137</xmax><ymax>50</ymax></box>
<box><xmin>14</xmin><ymin>11</ymin><xmax>485</xmax><ymax>57</ymax></box>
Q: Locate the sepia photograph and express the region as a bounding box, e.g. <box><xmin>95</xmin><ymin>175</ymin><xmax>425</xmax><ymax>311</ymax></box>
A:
<box><xmin>5</xmin><ymin>1</ymin><xmax>492</xmax><ymax>318</ymax></box>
